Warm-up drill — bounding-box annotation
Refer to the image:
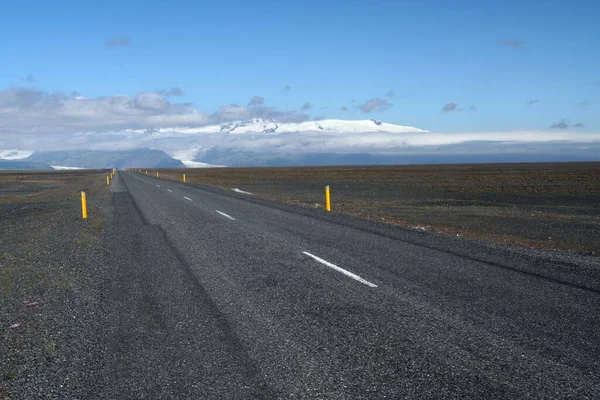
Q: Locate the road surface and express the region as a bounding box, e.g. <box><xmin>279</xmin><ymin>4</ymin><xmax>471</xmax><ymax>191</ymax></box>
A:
<box><xmin>100</xmin><ymin>170</ymin><xmax>600</xmax><ymax>398</ymax></box>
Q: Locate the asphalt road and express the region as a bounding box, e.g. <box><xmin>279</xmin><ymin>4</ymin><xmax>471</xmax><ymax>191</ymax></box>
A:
<box><xmin>103</xmin><ymin>170</ymin><xmax>600</xmax><ymax>398</ymax></box>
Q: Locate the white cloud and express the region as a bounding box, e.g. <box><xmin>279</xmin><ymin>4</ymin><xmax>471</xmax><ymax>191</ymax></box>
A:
<box><xmin>358</xmin><ymin>97</ymin><xmax>392</xmax><ymax>113</ymax></box>
<box><xmin>134</xmin><ymin>92</ymin><xmax>170</xmax><ymax>111</ymax></box>
<box><xmin>441</xmin><ymin>102</ymin><xmax>457</xmax><ymax>112</ymax></box>
<box><xmin>6</xmin><ymin>123</ymin><xmax>600</xmax><ymax>161</ymax></box>
<box><xmin>0</xmin><ymin>87</ymin><xmax>313</xmax><ymax>138</ymax></box>
<box><xmin>248</xmin><ymin>96</ymin><xmax>265</xmax><ymax>106</ymax></box>
<box><xmin>2</xmin><ymin>86</ymin><xmax>600</xmax><ymax>165</ymax></box>
<box><xmin>0</xmin><ymin>87</ymin><xmax>210</xmax><ymax>134</ymax></box>
<box><xmin>157</xmin><ymin>87</ymin><xmax>184</xmax><ymax>97</ymax></box>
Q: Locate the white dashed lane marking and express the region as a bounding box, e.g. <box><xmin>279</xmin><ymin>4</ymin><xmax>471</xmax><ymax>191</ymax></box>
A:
<box><xmin>302</xmin><ymin>251</ymin><xmax>377</xmax><ymax>288</ymax></box>
<box><xmin>215</xmin><ymin>210</ymin><xmax>236</xmax><ymax>220</ymax></box>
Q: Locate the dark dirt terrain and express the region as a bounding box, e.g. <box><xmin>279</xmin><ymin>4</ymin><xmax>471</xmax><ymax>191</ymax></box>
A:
<box><xmin>142</xmin><ymin>162</ymin><xmax>600</xmax><ymax>255</ymax></box>
<box><xmin>0</xmin><ymin>170</ymin><xmax>110</xmax><ymax>398</ymax></box>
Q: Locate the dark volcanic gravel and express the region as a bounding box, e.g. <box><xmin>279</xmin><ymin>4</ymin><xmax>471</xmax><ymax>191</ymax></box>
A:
<box><xmin>0</xmin><ymin>171</ymin><xmax>111</xmax><ymax>398</ymax></box>
<box><xmin>2</xmin><ymin>167</ymin><xmax>600</xmax><ymax>398</ymax></box>
<box><xmin>142</xmin><ymin>163</ymin><xmax>600</xmax><ymax>254</ymax></box>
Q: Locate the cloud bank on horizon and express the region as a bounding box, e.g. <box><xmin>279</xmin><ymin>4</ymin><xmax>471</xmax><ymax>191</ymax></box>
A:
<box><xmin>1</xmin><ymin>85</ymin><xmax>599</xmax><ymax>166</ymax></box>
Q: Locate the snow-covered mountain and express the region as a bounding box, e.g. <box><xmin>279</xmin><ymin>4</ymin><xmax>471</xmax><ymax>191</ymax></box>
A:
<box><xmin>114</xmin><ymin>119</ymin><xmax>429</xmax><ymax>166</ymax></box>
<box><xmin>137</xmin><ymin>119</ymin><xmax>427</xmax><ymax>136</ymax></box>
<box><xmin>229</xmin><ymin>118</ymin><xmax>427</xmax><ymax>134</ymax></box>
<box><xmin>0</xmin><ymin>149</ymin><xmax>33</xmax><ymax>160</ymax></box>
<box><xmin>102</xmin><ymin>119</ymin><xmax>427</xmax><ymax>164</ymax></box>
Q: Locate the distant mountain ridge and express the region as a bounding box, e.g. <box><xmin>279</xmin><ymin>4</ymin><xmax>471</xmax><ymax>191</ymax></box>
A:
<box><xmin>3</xmin><ymin>117</ymin><xmax>600</xmax><ymax>168</ymax></box>
<box><xmin>0</xmin><ymin>160</ymin><xmax>53</xmax><ymax>170</ymax></box>
<box><xmin>25</xmin><ymin>149</ymin><xmax>184</xmax><ymax>169</ymax></box>
<box><xmin>1</xmin><ymin>119</ymin><xmax>431</xmax><ymax>168</ymax></box>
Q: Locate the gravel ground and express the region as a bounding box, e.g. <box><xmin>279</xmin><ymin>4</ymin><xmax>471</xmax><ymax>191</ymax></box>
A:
<box><xmin>2</xmin><ymin>167</ymin><xmax>599</xmax><ymax>398</ymax></box>
<box><xmin>0</xmin><ymin>171</ymin><xmax>110</xmax><ymax>399</ymax></box>
<box><xmin>1</xmin><ymin>171</ymin><xmax>276</xmax><ymax>398</ymax></box>
<box><xmin>141</xmin><ymin>163</ymin><xmax>600</xmax><ymax>255</ymax></box>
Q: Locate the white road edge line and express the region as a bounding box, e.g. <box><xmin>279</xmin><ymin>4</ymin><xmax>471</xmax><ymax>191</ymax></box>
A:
<box><xmin>184</xmin><ymin>196</ymin><xmax>193</xmax><ymax>201</ymax></box>
<box><xmin>167</xmin><ymin>189</ymin><xmax>172</xmax><ymax>192</ymax></box>
<box><xmin>215</xmin><ymin>210</ymin><xmax>236</xmax><ymax>220</ymax></box>
<box><xmin>302</xmin><ymin>251</ymin><xmax>378</xmax><ymax>288</ymax></box>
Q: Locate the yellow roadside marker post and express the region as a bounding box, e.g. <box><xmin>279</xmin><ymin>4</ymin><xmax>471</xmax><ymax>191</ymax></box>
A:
<box><xmin>145</xmin><ymin>170</ymin><xmax>148</xmax><ymax>175</ymax></box>
<box><xmin>81</xmin><ymin>191</ymin><xmax>88</xmax><ymax>219</ymax></box>
<box><xmin>156</xmin><ymin>172</ymin><xmax>159</xmax><ymax>178</ymax></box>
<box><xmin>183</xmin><ymin>173</ymin><xmax>186</xmax><ymax>183</ymax></box>
<box><xmin>325</xmin><ymin>185</ymin><xmax>331</xmax><ymax>212</ymax></box>
<box><xmin>106</xmin><ymin>176</ymin><xmax>110</xmax><ymax>185</ymax></box>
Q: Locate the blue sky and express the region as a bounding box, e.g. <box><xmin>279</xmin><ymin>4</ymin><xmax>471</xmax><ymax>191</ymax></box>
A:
<box><xmin>1</xmin><ymin>0</ymin><xmax>599</xmax><ymax>133</ymax></box>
